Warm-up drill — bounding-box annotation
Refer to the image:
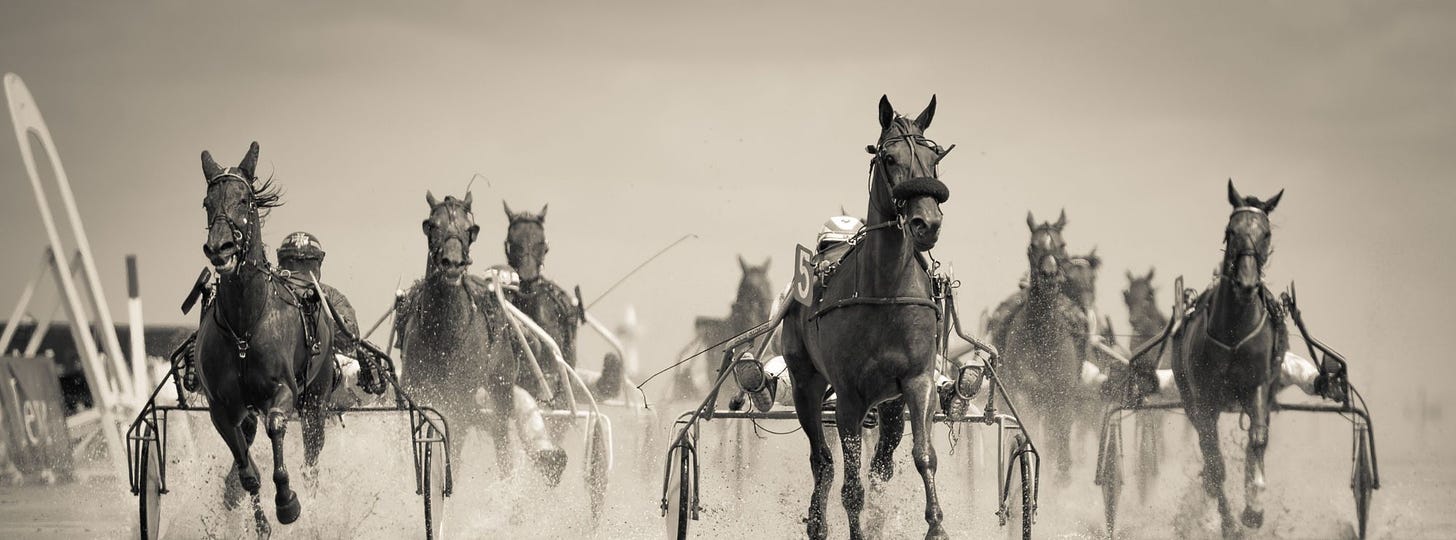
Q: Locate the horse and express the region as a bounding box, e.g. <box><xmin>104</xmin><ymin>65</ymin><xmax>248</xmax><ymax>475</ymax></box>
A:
<box><xmin>500</xmin><ymin>200</ymin><xmax>612</xmax><ymax>513</ymax></box>
<box><xmin>194</xmin><ymin>142</ymin><xmax>334</xmax><ymax>531</ymax></box>
<box><xmin>994</xmin><ymin>209</ymin><xmax>1088</xmax><ymax>483</ymax></box>
<box><xmin>780</xmin><ymin>95</ymin><xmax>952</xmax><ymax>540</ymax></box>
<box><xmin>396</xmin><ymin>192</ymin><xmax>566</xmax><ymax>484</ymax></box>
<box><xmin>1124</xmin><ymin>267</ymin><xmax>1172</xmax><ymax>499</ymax></box>
<box><xmin>1171</xmin><ymin>181</ymin><xmax>1286</xmax><ymax>537</ymax></box>
<box><xmin>667</xmin><ymin>256</ymin><xmax>774</xmax><ymax>404</ymax></box>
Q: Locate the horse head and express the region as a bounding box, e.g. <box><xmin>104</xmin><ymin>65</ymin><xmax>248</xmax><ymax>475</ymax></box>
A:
<box><xmin>734</xmin><ymin>255</ymin><xmax>774</xmax><ymax>321</ymax></box>
<box><xmin>1124</xmin><ymin>268</ymin><xmax>1164</xmax><ymax>335</ymax></box>
<box><xmin>422</xmin><ymin>191</ymin><xmax>479</xmax><ymax>285</ymax></box>
<box><xmin>868</xmin><ymin>95</ymin><xmax>952</xmax><ymax>251</ymax></box>
<box><xmin>1025</xmin><ymin>209</ymin><xmax>1069</xmax><ymax>285</ymax></box>
<box><xmin>1223</xmin><ymin>180</ymin><xmax>1282</xmax><ymax>292</ymax></box>
<box><xmin>200</xmin><ymin>142</ymin><xmax>281</xmax><ymax>275</ymax></box>
<box><xmin>503</xmin><ymin>201</ymin><xmax>549</xmax><ymax>282</ymax></box>
<box><xmin>1063</xmin><ymin>247</ymin><xmax>1102</xmax><ymax>308</ymax></box>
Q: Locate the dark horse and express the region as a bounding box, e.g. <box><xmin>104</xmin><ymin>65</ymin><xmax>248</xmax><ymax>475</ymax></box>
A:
<box><xmin>195</xmin><ymin>142</ymin><xmax>334</xmax><ymax>530</ymax></box>
<box><xmin>668</xmin><ymin>256</ymin><xmax>774</xmax><ymax>404</ymax></box>
<box><xmin>1171</xmin><ymin>181</ymin><xmax>1286</xmax><ymax>537</ymax></box>
<box><xmin>1125</xmin><ymin>267</ymin><xmax>1171</xmax><ymax>499</ymax></box>
<box><xmin>396</xmin><ymin>192</ymin><xmax>565</xmax><ymax>483</ymax></box>
<box><xmin>781</xmin><ymin>95</ymin><xmax>951</xmax><ymax>540</ymax></box>
<box><xmin>994</xmin><ymin>210</ymin><xmax>1087</xmax><ymax>482</ymax></box>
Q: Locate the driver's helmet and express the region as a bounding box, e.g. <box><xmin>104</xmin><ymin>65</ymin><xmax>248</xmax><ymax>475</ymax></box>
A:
<box><xmin>817</xmin><ymin>216</ymin><xmax>864</xmax><ymax>249</ymax></box>
<box><xmin>278</xmin><ymin>231</ymin><xmax>325</xmax><ymax>261</ymax></box>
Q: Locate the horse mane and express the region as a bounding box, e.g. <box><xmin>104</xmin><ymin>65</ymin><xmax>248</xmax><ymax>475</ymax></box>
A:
<box><xmin>251</xmin><ymin>174</ymin><xmax>285</xmax><ymax>220</ymax></box>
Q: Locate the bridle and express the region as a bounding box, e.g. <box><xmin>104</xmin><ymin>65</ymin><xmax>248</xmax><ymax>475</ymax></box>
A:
<box><xmin>865</xmin><ymin>116</ymin><xmax>952</xmax><ymax>225</ymax></box>
<box><xmin>504</xmin><ymin>215</ymin><xmax>547</xmax><ymax>280</ymax></box>
<box><xmin>205</xmin><ymin>168</ymin><xmax>259</xmax><ymax>269</ymax></box>
<box><xmin>427</xmin><ymin>200</ymin><xmax>478</xmax><ymax>272</ymax></box>
<box><xmin>1222</xmin><ymin>206</ymin><xmax>1270</xmax><ymax>280</ymax></box>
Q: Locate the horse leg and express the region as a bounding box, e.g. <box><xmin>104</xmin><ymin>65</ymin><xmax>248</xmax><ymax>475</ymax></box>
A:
<box><xmin>868</xmin><ymin>398</ymin><xmax>905</xmax><ymax>485</ymax></box>
<box><xmin>481</xmin><ymin>387</ymin><xmax>514</xmax><ymax>478</ymax></box>
<box><xmin>835</xmin><ymin>396</ymin><xmax>868</xmax><ymax>540</ymax></box>
<box><xmin>1190</xmin><ymin>407</ymin><xmax>1236</xmax><ymax>537</ymax></box>
<box><xmin>1242</xmin><ymin>385</ymin><xmax>1270</xmax><ymax>529</ymax></box>
<box><xmin>791</xmin><ymin>372</ymin><xmax>833</xmax><ymax>540</ymax></box>
<box><xmin>223</xmin><ymin>413</ymin><xmax>259</xmax><ymax>510</ymax></box>
<box><xmin>904</xmin><ymin>373</ymin><xmax>947</xmax><ymax>540</ymax></box>
<box><xmin>511</xmin><ymin>386</ymin><xmax>567</xmax><ymax>486</ymax></box>
<box><xmin>210</xmin><ymin>407</ymin><xmax>261</xmax><ymax>508</ymax></box>
<box><xmin>266</xmin><ymin>407</ymin><xmax>302</xmax><ymax>524</ymax></box>
<box><xmin>1050</xmin><ymin>398</ymin><xmax>1073</xmax><ymax>485</ymax></box>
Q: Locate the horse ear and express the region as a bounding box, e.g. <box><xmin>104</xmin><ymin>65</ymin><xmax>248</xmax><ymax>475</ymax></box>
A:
<box><xmin>1055</xmin><ymin>209</ymin><xmax>1068</xmax><ymax>230</ymax></box>
<box><xmin>1126</xmin><ymin>270</ymin><xmax>1135</xmax><ymax>281</ymax></box>
<box><xmin>1146</xmin><ymin>267</ymin><xmax>1156</xmax><ymax>281</ymax></box>
<box><xmin>426</xmin><ymin>191</ymin><xmax>439</xmax><ymax>208</ymax></box>
<box><xmin>538</xmin><ymin>204</ymin><xmax>548</xmax><ymax>223</ymax></box>
<box><xmin>1263</xmin><ymin>189</ymin><xmax>1283</xmax><ymax>213</ymax></box>
<box><xmin>1087</xmin><ymin>246</ymin><xmax>1100</xmax><ymax>268</ymax></box>
<box><xmin>761</xmin><ymin>256</ymin><xmax>771</xmax><ymax>272</ymax></box>
<box><xmin>878</xmin><ymin>95</ymin><xmax>894</xmax><ymax>130</ymax></box>
<box><xmin>914</xmin><ymin>94</ymin><xmax>936</xmax><ymax>131</ymax></box>
<box><xmin>462</xmin><ymin>191</ymin><xmax>473</xmax><ymax>210</ymax></box>
<box><xmin>238</xmin><ymin>141</ymin><xmax>259</xmax><ymax>177</ymax></box>
<box><xmin>1026</xmin><ymin>211</ymin><xmax>1037</xmax><ymax>232</ymax></box>
<box><xmin>738</xmin><ymin>254</ymin><xmax>749</xmax><ymax>273</ymax></box>
<box><xmin>502</xmin><ymin>200</ymin><xmax>514</xmax><ymax>220</ymax></box>
<box><xmin>201</xmin><ymin>150</ymin><xmax>223</xmax><ymax>180</ymax></box>
<box><xmin>1227</xmin><ymin>179</ymin><xmax>1244</xmax><ymax>208</ymax></box>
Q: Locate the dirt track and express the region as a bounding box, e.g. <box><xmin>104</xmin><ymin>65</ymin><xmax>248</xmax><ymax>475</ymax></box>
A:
<box><xmin>1</xmin><ymin>405</ymin><xmax>1452</xmax><ymax>539</ymax></box>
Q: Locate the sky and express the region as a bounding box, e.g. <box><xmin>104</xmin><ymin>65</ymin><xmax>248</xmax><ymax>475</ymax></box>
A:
<box><xmin>1</xmin><ymin>2</ymin><xmax>1453</xmax><ymax>441</ymax></box>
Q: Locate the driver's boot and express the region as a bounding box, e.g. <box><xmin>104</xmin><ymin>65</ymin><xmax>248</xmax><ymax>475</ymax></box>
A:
<box><xmin>512</xmin><ymin>386</ymin><xmax>567</xmax><ymax>486</ymax></box>
<box><xmin>1313</xmin><ymin>360</ymin><xmax>1348</xmax><ymax>403</ymax></box>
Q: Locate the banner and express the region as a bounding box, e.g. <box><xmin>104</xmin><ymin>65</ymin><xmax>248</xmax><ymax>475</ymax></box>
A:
<box><xmin>0</xmin><ymin>355</ymin><xmax>73</xmax><ymax>476</ymax></box>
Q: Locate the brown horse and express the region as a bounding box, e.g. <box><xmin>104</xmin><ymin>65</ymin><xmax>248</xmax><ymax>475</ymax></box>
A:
<box><xmin>668</xmin><ymin>256</ymin><xmax>774</xmax><ymax>404</ymax></box>
<box><xmin>995</xmin><ymin>210</ymin><xmax>1088</xmax><ymax>483</ymax></box>
<box><xmin>1124</xmin><ymin>267</ymin><xmax>1170</xmax><ymax>499</ymax></box>
<box><xmin>396</xmin><ymin>192</ymin><xmax>566</xmax><ymax>483</ymax></box>
<box><xmin>780</xmin><ymin>95</ymin><xmax>951</xmax><ymax>540</ymax></box>
<box><xmin>195</xmin><ymin>142</ymin><xmax>334</xmax><ymax>531</ymax></box>
<box><xmin>1171</xmin><ymin>181</ymin><xmax>1286</xmax><ymax>537</ymax></box>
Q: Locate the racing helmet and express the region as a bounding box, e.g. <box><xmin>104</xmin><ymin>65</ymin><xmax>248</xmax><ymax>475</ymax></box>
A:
<box><xmin>817</xmin><ymin>215</ymin><xmax>864</xmax><ymax>248</ymax></box>
<box><xmin>278</xmin><ymin>231</ymin><xmax>325</xmax><ymax>261</ymax></box>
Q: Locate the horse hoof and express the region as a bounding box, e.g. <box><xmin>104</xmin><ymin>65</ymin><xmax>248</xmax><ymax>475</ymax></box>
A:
<box><xmin>1240</xmin><ymin>507</ymin><xmax>1264</xmax><ymax>529</ymax></box>
<box><xmin>805</xmin><ymin>520</ymin><xmax>828</xmax><ymax>540</ymax></box>
<box><xmin>276</xmin><ymin>491</ymin><xmax>302</xmax><ymax>524</ymax></box>
<box><xmin>868</xmin><ymin>461</ymin><xmax>894</xmax><ymax>484</ymax></box>
<box><xmin>240</xmin><ymin>473</ymin><xmax>262</xmax><ymax>494</ymax></box>
<box><xmin>533</xmin><ymin>448</ymin><xmax>568</xmax><ymax>487</ymax></box>
<box><xmin>924</xmin><ymin>525</ymin><xmax>950</xmax><ymax>540</ymax></box>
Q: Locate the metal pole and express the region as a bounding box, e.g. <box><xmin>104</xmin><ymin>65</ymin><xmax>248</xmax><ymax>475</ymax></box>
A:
<box><xmin>0</xmin><ymin>250</ymin><xmax>53</xmax><ymax>353</ymax></box>
<box><xmin>126</xmin><ymin>255</ymin><xmax>147</xmax><ymax>401</ymax></box>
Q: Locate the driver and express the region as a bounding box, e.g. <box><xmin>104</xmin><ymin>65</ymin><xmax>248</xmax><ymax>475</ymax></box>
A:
<box><xmin>275</xmin><ymin>232</ymin><xmax>382</xmax><ymax>400</ymax></box>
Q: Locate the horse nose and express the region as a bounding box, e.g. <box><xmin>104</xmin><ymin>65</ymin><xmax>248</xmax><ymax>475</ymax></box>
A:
<box><xmin>909</xmin><ymin>215</ymin><xmax>941</xmax><ymax>244</ymax></box>
<box><xmin>1038</xmin><ymin>254</ymin><xmax>1058</xmax><ymax>276</ymax></box>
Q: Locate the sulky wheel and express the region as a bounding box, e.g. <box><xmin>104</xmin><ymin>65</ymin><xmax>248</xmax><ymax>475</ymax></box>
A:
<box><xmin>1352</xmin><ymin>422</ymin><xmax>1374</xmax><ymax>539</ymax></box>
<box><xmin>422</xmin><ymin>426</ymin><xmax>448</xmax><ymax>540</ymax></box>
<box><xmin>665</xmin><ymin>443</ymin><xmax>695</xmax><ymax>540</ymax></box>
<box><xmin>1096</xmin><ymin>416</ymin><xmax>1124</xmax><ymax>539</ymax></box>
<box><xmin>137</xmin><ymin>427</ymin><xmax>163</xmax><ymax>540</ymax></box>
<box><xmin>1019</xmin><ymin>437</ymin><xmax>1034</xmax><ymax>540</ymax></box>
<box><xmin>587</xmin><ymin>421</ymin><xmax>610</xmax><ymax>526</ymax></box>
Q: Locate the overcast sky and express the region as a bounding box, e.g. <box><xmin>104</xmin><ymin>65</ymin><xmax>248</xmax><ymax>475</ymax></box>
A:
<box><xmin>1</xmin><ymin>2</ymin><xmax>1452</xmax><ymax>435</ymax></box>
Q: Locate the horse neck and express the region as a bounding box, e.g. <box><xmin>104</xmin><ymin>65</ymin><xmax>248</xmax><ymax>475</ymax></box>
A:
<box><xmin>854</xmin><ymin>168</ymin><xmax>921</xmax><ymax>296</ymax></box>
<box><xmin>417</xmin><ymin>276</ymin><xmax>479</xmax><ymax>333</ymax></box>
<box><xmin>213</xmin><ymin>223</ymin><xmax>270</xmax><ymax>330</ymax></box>
<box><xmin>1128</xmin><ymin>302</ymin><xmax>1167</xmax><ymax>346</ymax></box>
<box><xmin>1208</xmin><ymin>277</ymin><xmax>1266</xmax><ymax>344</ymax></box>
